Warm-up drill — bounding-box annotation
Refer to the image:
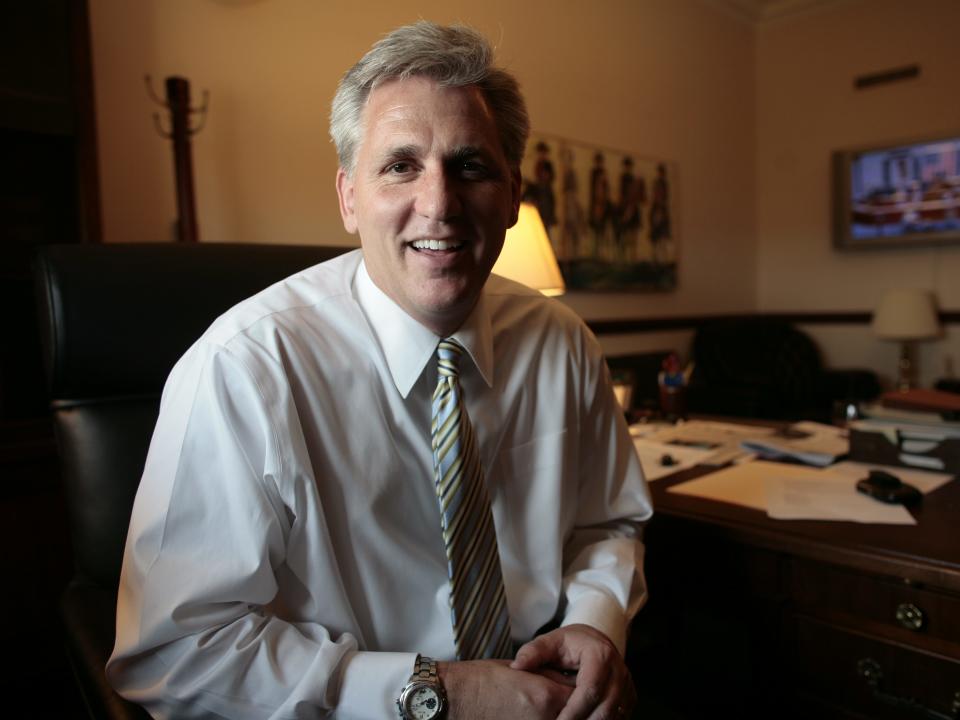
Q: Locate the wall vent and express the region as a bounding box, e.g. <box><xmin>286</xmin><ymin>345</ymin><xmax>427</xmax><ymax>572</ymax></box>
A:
<box><xmin>854</xmin><ymin>64</ymin><xmax>920</xmax><ymax>90</ymax></box>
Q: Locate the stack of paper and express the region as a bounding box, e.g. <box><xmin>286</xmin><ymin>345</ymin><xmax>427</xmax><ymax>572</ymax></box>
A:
<box><xmin>666</xmin><ymin>459</ymin><xmax>952</xmax><ymax>524</ymax></box>
<box><xmin>740</xmin><ymin>421</ymin><xmax>848</xmax><ymax>467</ymax></box>
<box><xmin>631</xmin><ymin>437</ymin><xmax>717</xmax><ymax>481</ymax></box>
<box><xmin>861</xmin><ymin>401</ymin><xmax>960</xmax><ymax>427</ymax></box>
<box><xmin>629</xmin><ymin>419</ymin><xmax>776</xmax><ymax>479</ymax></box>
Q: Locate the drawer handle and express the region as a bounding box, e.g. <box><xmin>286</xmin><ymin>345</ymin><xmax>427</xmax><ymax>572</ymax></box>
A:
<box><xmin>857</xmin><ymin>658</ymin><xmax>960</xmax><ymax>720</ymax></box>
<box><xmin>896</xmin><ymin>602</ymin><xmax>926</xmax><ymax>631</ymax></box>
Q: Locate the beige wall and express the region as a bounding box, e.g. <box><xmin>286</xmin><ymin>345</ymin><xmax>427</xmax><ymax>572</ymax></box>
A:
<box><xmin>88</xmin><ymin>0</ymin><xmax>757</xmax><ymax>326</ymax></box>
<box><xmin>88</xmin><ymin>0</ymin><xmax>960</xmax><ymax>384</ymax></box>
<box><xmin>756</xmin><ymin>0</ymin><xmax>960</xmax><ymax>386</ymax></box>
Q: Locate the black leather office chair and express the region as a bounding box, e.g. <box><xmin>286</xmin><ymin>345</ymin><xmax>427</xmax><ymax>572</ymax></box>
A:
<box><xmin>35</xmin><ymin>242</ymin><xmax>353</xmax><ymax>719</ymax></box>
<box><xmin>686</xmin><ymin>317</ymin><xmax>880</xmax><ymax>421</ymax></box>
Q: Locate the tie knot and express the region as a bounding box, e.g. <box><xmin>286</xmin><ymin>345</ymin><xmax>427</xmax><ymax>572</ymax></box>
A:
<box><xmin>437</xmin><ymin>339</ymin><xmax>463</xmax><ymax>379</ymax></box>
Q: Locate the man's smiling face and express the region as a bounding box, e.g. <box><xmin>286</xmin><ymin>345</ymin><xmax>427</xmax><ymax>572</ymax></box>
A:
<box><xmin>336</xmin><ymin>76</ymin><xmax>521</xmax><ymax>337</ymax></box>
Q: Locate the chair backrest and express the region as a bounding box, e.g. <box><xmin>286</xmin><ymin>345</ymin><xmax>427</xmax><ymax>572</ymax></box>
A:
<box><xmin>687</xmin><ymin>317</ymin><xmax>824</xmax><ymax>420</ymax></box>
<box><xmin>35</xmin><ymin>242</ymin><xmax>353</xmax><ymax>590</ymax></box>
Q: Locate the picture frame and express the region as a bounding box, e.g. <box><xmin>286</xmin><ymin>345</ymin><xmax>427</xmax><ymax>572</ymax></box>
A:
<box><xmin>832</xmin><ymin>131</ymin><xmax>960</xmax><ymax>249</ymax></box>
<box><xmin>520</xmin><ymin>132</ymin><xmax>678</xmax><ymax>292</ymax></box>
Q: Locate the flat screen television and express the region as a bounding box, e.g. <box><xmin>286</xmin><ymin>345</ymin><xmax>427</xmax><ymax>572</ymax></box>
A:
<box><xmin>832</xmin><ymin>132</ymin><xmax>960</xmax><ymax>249</ymax></box>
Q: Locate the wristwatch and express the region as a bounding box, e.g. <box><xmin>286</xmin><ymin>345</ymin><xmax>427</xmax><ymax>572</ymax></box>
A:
<box><xmin>397</xmin><ymin>655</ymin><xmax>447</xmax><ymax>720</ymax></box>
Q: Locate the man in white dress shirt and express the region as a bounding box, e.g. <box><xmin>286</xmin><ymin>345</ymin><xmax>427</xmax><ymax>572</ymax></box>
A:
<box><xmin>107</xmin><ymin>21</ymin><xmax>652</xmax><ymax>720</ymax></box>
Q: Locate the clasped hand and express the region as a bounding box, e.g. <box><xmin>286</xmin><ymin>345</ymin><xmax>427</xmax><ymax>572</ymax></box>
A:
<box><xmin>439</xmin><ymin>624</ymin><xmax>635</xmax><ymax>720</ymax></box>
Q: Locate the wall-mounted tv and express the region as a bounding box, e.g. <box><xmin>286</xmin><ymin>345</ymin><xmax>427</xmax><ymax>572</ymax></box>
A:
<box><xmin>833</xmin><ymin>132</ymin><xmax>960</xmax><ymax>249</ymax></box>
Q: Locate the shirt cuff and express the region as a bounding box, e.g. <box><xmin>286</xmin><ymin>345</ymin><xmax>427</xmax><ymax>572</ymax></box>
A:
<box><xmin>336</xmin><ymin>650</ymin><xmax>417</xmax><ymax>719</ymax></box>
<box><xmin>561</xmin><ymin>592</ymin><xmax>629</xmax><ymax>656</ymax></box>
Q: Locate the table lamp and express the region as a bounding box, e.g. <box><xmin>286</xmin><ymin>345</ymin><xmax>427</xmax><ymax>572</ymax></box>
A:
<box><xmin>871</xmin><ymin>288</ymin><xmax>941</xmax><ymax>391</ymax></box>
<box><xmin>492</xmin><ymin>202</ymin><xmax>565</xmax><ymax>296</ymax></box>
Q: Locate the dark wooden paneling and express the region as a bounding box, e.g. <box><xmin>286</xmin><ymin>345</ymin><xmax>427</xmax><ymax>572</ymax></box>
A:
<box><xmin>632</xmin><ymin>462</ymin><xmax>960</xmax><ymax>718</ymax></box>
<box><xmin>0</xmin><ymin>0</ymin><xmax>101</xmax><ymax>423</ymax></box>
<box><xmin>586</xmin><ymin>310</ymin><xmax>960</xmax><ymax>336</ymax></box>
<box><xmin>0</xmin><ymin>0</ymin><xmax>99</xmax><ymax>707</ymax></box>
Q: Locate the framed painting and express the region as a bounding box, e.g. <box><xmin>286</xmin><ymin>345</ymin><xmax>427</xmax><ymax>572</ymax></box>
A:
<box><xmin>519</xmin><ymin>132</ymin><xmax>678</xmax><ymax>291</ymax></box>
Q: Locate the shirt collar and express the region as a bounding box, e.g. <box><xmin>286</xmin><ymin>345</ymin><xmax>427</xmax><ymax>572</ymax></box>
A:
<box><xmin>354</xmin><ymin>260</ymin><xmax>493</xmax><ymax>398</ymax></box>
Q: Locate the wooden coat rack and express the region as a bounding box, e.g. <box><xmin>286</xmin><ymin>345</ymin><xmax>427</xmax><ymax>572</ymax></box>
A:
<box><xmin>146</xmin><ymin>75</ymin><xmax>209</xmax><ymax>243</ymax></box>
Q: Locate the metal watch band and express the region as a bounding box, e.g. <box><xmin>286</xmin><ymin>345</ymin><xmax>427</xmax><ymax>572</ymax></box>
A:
<box><xmin>410</xmin><ymin>655</ymin><xmax>438</xmax><ymax>683</ymax></box>
<box><xmin>397</xmin><ymin>655</ymin><xmax>446</xmax><ymax>720</ymax></box>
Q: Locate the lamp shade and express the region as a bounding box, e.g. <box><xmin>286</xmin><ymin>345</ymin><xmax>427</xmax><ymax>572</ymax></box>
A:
<box><xmin>872</xmin><ymin>288</ymin><xmax>940</xmax><ymax>340</ymax></box>
<box><xmin>492</xmin><ymin>203</ymin><xmax>565</xmax><ymax>296</ymax></box>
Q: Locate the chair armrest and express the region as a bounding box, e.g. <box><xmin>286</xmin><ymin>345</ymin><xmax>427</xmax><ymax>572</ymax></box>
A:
<box><xmin>61</xmin><ymin>581</ymin><xmax>151</xmax><ymax>720</ymax></box>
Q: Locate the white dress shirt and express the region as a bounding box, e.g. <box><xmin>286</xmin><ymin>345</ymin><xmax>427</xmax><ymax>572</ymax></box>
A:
<box><xmin>107</xmin><ymin>249</ymin><xmax>652</xmax><ymax>719</ymax></box>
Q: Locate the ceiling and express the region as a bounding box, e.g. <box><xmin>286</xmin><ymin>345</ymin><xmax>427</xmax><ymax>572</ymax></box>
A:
<box><xmin>715</xmin><ymin>0</ymin><xmax>842</xmax><ymax>23</ymax></box>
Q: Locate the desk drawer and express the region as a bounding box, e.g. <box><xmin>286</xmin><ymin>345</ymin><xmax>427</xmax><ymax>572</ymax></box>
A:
<box><xmin>791</xmin><ymin>558</ymin><xmax>960</xmax><ymax>648</ymax></box>
<box><xmin>646</xmin><ymin>515</ymin><xmax>785</xmax><ymax>601</ymax></box>
<box><xmin>793</xmin><ymin>616</ymin><xmax>960</xmax><ymax>720</ymax></box>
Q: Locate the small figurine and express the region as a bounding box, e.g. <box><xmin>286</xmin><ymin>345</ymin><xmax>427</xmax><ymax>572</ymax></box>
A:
<box><xmin>658</xmin><ymin>352</ymin><xmax>692</xmax><ymax>422</ymax></box>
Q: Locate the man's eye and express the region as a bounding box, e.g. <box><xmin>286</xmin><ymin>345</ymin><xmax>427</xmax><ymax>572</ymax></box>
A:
<box><xmin>461</xmin><ymin>161</ymin><xmax>489</xmax><ymax>177</ymax></box>
<box><xmin>388</xmin><ymin>162</ymin><xmax>413</xmax><ymax>174</ymax></box>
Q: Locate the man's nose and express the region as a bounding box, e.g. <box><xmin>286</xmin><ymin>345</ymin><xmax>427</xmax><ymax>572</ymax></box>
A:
<box><xmin>415</xmin><ymin>167</ymin><xmax>461</xmax><ymax>222</ymax></box>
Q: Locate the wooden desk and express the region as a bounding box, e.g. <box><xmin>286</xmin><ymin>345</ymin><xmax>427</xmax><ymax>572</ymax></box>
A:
<box><xmin>629</xmin><ymin>461</ymin><xmax>960</xmax><ymax>719</ymax></box>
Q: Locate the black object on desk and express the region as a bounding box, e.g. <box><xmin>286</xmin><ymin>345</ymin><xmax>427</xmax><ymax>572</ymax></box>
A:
<box><xmin>849</xmin><ymin>424</ymin><xmax>960</xmax><ymax>476</ymax></box>
<box><xmin>856</xmin><ymin>469</ymin><xmax>922</xmax><ymax>505</ymax></box>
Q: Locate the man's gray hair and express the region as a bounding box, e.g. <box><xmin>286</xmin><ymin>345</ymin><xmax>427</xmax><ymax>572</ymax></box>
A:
<box><xmin>330</xmin><ymin>22</ymin><xmax>530</xmax><ymax>175</ymax></box>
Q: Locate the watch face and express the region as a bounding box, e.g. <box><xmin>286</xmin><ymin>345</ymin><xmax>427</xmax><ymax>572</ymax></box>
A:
<box><xmin>404</xmin><ymin>685</ymin><xmax>441</xmax><ymax>720</ymax></box>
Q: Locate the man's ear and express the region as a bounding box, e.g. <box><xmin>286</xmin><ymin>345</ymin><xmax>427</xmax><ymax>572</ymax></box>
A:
<box><xmin>336</xmin><ymin>168</ymin><xmax>358</xmax><ymax>234</ymax></box>
<box><xmin>507</xmin><ymin>166</ymin><xmax>522</xmax><ymax>229</ymax></box>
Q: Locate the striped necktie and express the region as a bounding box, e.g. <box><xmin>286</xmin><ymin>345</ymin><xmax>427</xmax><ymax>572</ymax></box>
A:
<box><xmin>431</xmin><ymin>339</ymin><xmax>512</xmax><ymax>660</ymax></box>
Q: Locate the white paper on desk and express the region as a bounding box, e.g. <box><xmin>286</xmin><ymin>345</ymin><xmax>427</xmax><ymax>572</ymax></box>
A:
<box><xmin>667</xmin><ymin>459</ymin><xmax>917</xmax><ymax>524</ymax></box>
<box><xmin>629</xmin><ymin>421</ymin><xmax>675</xmax><ymax>439</ymax></box>
<box><xmin>644</xmin><ymin>419</ymin><xmax>773</xmax><ymax>466</ymax></box>
<box><xmin>740</xmin><ymin>421</ymin><xmax>849</xmax><ymax>467</ymax></box>
<box><xmin>647</xmin><ymin>419</ymin><xmax>776</xmax><ymax>445</ymax></box>
<box><xmin>632</xmin><ymin>438</ymin><xmax>716</xmax><ymax>481</ymax></box>
<box><xmin>827</xmin><ymin>461</ymin><xmax>953</xmax><ymax>495</ymax></box>
<box><xmin>667</xmin><ymin>459</ymin><xmax>789</xmax><ymax>510</ymax></box>
<box><xmin>765</xmin><ymin>475</ymin><xmax>916</xmax><ymax>525</ymax></box>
